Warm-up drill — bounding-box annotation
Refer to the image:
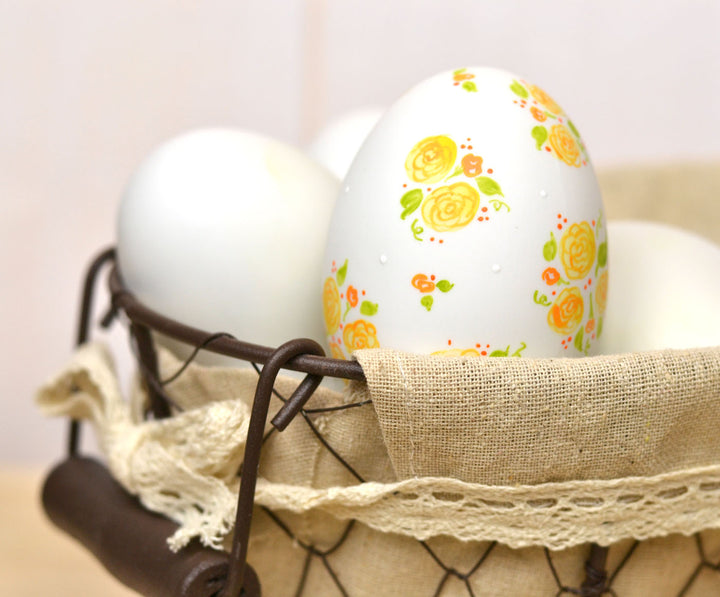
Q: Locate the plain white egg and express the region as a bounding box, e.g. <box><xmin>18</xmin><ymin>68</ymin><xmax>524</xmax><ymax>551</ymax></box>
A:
<box><xmin>598</xmin><ymin>220</ymin><xmax>720</xmax><ymax>353</ymax></box>
<box><xmin>307</xmin><ymin>107</ymin><xmax>384</xmax><ymax>180</ymax></box>
<box><xmin>117</xmin><ymin>128</ymin><xmax>340</xmax><ymax>359</ymax></box>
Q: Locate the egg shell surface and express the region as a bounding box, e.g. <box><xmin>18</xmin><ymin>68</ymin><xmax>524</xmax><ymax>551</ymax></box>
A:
<box><xmin>598</xmin><ymin>220</ymin><xmax>720</xmax><ymax>353</ymax></box>
<box><xmin>118</xmin><ymin>128</ymin><xmax>340</xmax><ymax>353</ymax></box>
<box><xmin>323</xmin><ymin>67</ymin><xmax>608</xmax><ymax>359</ymax></box>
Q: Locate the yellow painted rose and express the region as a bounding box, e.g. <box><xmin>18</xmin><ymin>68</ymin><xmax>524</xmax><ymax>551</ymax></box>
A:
<box><xmin>595</xmin><ymin>270</ymin><xmax>609</xmax><ymax>314</ymax></box>
<box><xmin>323</xmin><ymin>277</ymin><xmax>341</xmax><ymax>335</ymax></box>
<box><xmin>549</xmin><ymin>124</ymin><xmax>581</xmax><ymax>167</ymax></box>
<box><xmin>431</xmin><ymin>348</ymin><xmax>481</xmax><ymax>357</ymax></box>
<box><xmin>421</xmin><ymin>182</ymin><xmax>480</xmax><ymax>232</ymax></box>
<box><xmin>561</xmin><ymin>222</ymin><xmax>596</xmax><ymax>280</ymax></box>
<box><xmin>529</xmin><ymin>84</ymin><xmax>563</xmax><ymax>115</ymax></box>
<box><xmin>343</xmin><ymin>319</ymin><xmax>380</xmax><ymax>352</ymax></box>
<box><xmin>548</xmin><ymin>287</ymin><xmax>584</xmax><ymax>335</ymax></box>
<box><xmin>405</xmin><ymin>135</ymin><xmax>457</xmax><ymax>183</ymax></box>
<box><xmin>330</xmin><ymin>341</ymin><xmax>346</xmax><ymax>360</ymax></box>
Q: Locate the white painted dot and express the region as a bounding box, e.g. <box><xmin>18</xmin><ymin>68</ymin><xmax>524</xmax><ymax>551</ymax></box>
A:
<box><xmin>491</xmin><ymin>264</ymin><xmax>502</xmax><ymax>273</ymax></box>
<box><xmin>379</xmin><ymin>254</ymin><xmax>388</xmax><ymax>264</ymax></box>
<box><xmin>539</xmin><ymin>190</ymin><xmax>548</xmax><ymax>198</ymax></box>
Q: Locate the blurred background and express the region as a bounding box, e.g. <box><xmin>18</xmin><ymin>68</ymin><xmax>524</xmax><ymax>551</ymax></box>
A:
<box><xmin>2</xmin><ymin>0</ymin><xmax>720</xmax><ymax>468</ymax></box>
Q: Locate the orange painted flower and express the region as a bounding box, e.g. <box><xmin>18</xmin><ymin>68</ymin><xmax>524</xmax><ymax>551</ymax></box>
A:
<box><xmin>549</xmin><ymin>124</ymin><xmax>581</xmax><ymax>167</ymax></box>
<box><xmin>595</xmin><ymin>271</ymin><xmax>609</xmax><ymax>314</ymax></box>
<box><xmin>405</xmin><ymin>135</ymin><xmax>457</xmax><ymax>183</ymax></box>
<box><xmin>548</xmin><ymin>287</ymin><xmax>584</xmax><ymax>335</ymax></box>
<box><xmin>454</xmin><ymin>72</ymin><xmax>475</xmax><ymax>82</ymax></box>
<box><xmin>346</xmin><ymin>285</ymin><xmax>359</xmax><ymax>308</ymax></box>
<box><xmin>529</xmin><ymin>84</ymin><xmax>563</xmax><ymax>115</ymax></box>
<box><xmin>411</xmin><ymin>273</ymin><xmax>435</xmax><ymax>293</ymax></box>
<box><xmin>431</xmin><ymin>348</ymin><xmax>481</xmax><ymax>357</ymax></box>
<box><xmin>330</xmin><ymin>341</ymin><xmax>346</xmax><ymax>360</ymax></box>
<box><xmin>461</xmin><ymin>153</ymin><xmax>483</xmax><ymax>177</ymax></box>
<box><xmin>542</xmin><ymin>267</ymin><xmax>561</xmax><ymax>285</ymax></box>
<box><xmin>421</xmin><ymin>182</ymin><xmax>480</xmax><ymax>232</ymax></box>
<box><xmin>530</xmin><ymin>106</ymin><xmax>547</xmax><ymax>122</ymax></box>
<box><xmin>561</xmin><ymin>222</ymin><xmax>596</xmax><ymax>280</ymax></box>
<box><xmin>343</xmin><ymin>319</ymin><xmax>380</xmax><ymax>352</ymax></box>
<box><xmin>322</xmin><ymin>277</ymin><xmax>341</xmax><ymax>335</ymax></box>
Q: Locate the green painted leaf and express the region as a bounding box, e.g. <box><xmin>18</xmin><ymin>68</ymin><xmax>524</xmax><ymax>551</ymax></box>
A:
<box><xmin>490</xmin><ymin>199</ymin><xmax>511</xmax><ymax>212</ymax></box>
<box><xmin>574</xmin><ymin>327</ymin><xmax>585</xmax><ymax>352</ymax></box>
<box><xmin>532</xmin><ymin>126</ymin><xmax>548</xmax><ymax>150</ymax></box>
<box><xmin>420</xmin><ymin>295</ymin><xmax>434</xmax><ymax>311</ymax></box>
<box><xmin>543</xmin><ymin>232</ymin><xmax>557</xmax><ymax>261</ymax></box>
<box><xmin>436</xmin><ymin>280</ymin><xmax>454</xmax><ymax>292</ymax></box>
<box><xmin>453</xmin><ymin>67</ymin><xmax>467</xmax><ymax>75</ymax></box>
<box><xmin>533</xmin><ymin>290</ymin><xmax>552</xmax><ymax>307</ymax></box>
<box><xmin>597</xmin><ymin>242</ymin><xmax>607</xmax><ymax>268</ymax></box>
<box><xmin>400</xmin><ymin>189</ymin><xmax>423</xmax><ymax>220</ymax></box>
<box><xmin>360</xmin><ymin>301</ymin><xmax>378</xmax><ymax>316</ymax></box>
<box><xmin>462</xmin><ymin>81</ymin><xmax>477</xmax><ymax>93</ymax></box>
<box><xmin>476</xmin><ymin>177</ymin><xmax>504</xmax><ymax>197</ymax></box>
<box><xmin>511</xmin><ymin>342</ymin><xmax>527</xmax><ymax>357</ymax></box>
<box><xmin>490</xmin><ymin>346</ymin><xmax>510</xmax><ymax>357</ymax></box>
<box><xmin>411</xmin><ymin>218</ymin><xmax>424</xmax><ymax>241</ymax></box>
<box><xmin>567</xmin><ymin>119</ymin><xmax>581</xmax><ymax>139</ymax></box>
<box><xmin>336</xmin><ymin>259</ymin><xmax>348</xmax><ymax>287</ymax></box>
<box><xmin>444</xmin><ymin>165</ymin><xmax>463</xmax><ymax>181</ymax></box>
<box><xmin>510</xmin><ymin>80</ymin><xmax>528</xmax><ymax>98</ymax></box>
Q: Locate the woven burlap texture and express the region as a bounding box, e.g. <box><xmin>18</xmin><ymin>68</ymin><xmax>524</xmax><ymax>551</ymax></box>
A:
<box><xmin>36</xmin><ymin>340</ymin><xmax>720</xmax><ymax>554</ymax></box>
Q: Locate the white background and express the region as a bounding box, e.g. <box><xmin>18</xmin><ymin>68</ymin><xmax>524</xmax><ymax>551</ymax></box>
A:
<box><xmin>2</xmin><ymin>0</ymin><xmax>719</xmax><ymax>465</ymax></box>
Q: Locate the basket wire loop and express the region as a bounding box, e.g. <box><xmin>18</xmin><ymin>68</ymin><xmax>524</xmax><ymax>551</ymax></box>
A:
<box><xmin>220</xmin><ymin>338</ymin><xmax>326</xmax><ymax>597</ymax></box>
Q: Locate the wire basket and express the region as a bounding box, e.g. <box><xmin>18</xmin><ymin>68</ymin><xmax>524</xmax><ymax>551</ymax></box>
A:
<box><xmin>40</xmin><ymin>247</ymin><xmax>720</xmax><ymax>597</ymax></box>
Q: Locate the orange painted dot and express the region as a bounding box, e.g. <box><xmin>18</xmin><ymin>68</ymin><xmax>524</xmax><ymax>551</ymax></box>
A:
<box><xmin>584</xmin><ymin>285</ymin><xmax>587</xmax><ymax>290</ymax></box>
<box><xmin>562</xmin><ymin>339</ymin><xmax>566</xmax><ymax>344</ymax></box>
<box><xmin>545</xmin><ymin>146</ymin><xmax>552</xmax><ymax>152</ymax></box>
<box><xmin>533</xmin><ymin>100</ymin><xmax>538</xmax><ymax>104</ymax></box>
<box><xmin>487</xmin><ymin>168</ymin><xmax>493</xmax><ymax>174</ymax></box>
<box><xmin>592</xmin><ymin>220</ymin><xmax>596</xmax><ymax>226</ymax></box>
<box><xmin>332</xmin><ymin>260</ymin><xmax>336</xmax><ymax>266</ymax></box>
<box><xmin>439</xmin><ymin>239</ymin><xmax>444</xmax><ymax>244</ymax></box>
<box><xmin>588</xmin><ymin>279</ymin><xmax>592</xmax><ymax>285</ymax></box>
<box><xmin>430</xmin><ymin>237</ymin><xmax>435</xmax><ymax>241</ymax></box>
<box><xmin>557</xmin><ymin>214</ymin><xmax>562</xmax><ymax>218</ymax></box>
<box><xmin>340</xmin><ymin>293</ymin><xmax>344</xmax><ymax>298</ymax></box>
<box><xmin>563</xmin><ymin>218</ymin><xmax>567</xmax><ymax>223</ymax></box>
<box><xmin>514</xmin><ymin>100</ymin><xmax>518</xmax><ymax>104</ymax></box>
<box><xmin>454</xmin><ymin>82</ymin><xmax>459</xmax><ymax>86</ymax></box>
<box><xmin>468</xmin><ymin>145</ymin><xmax>473</xmax><ymax>150</ymax></box>
<box><xmin>339</xmin><ymin>323</ymin><xmax>343</xmax><ymax>329</ymax></box>
<box><xmin>486</xmin><ymin>344</ymin><xmax>490</xmax><ymax>348</ymax></box>
<box><xmin>362</xmin><ymin>290</ymin><xmax>366</xmax><ymax>296</ymax></box>
<box><xmin>481</xmin><ymin>351</ymin><xmax>487</xmax><ymax>356</ymax></box>
<box><xmin>592</xmin><ymin>334</ymin><xmax>596</xmax><ymax>340</ymax></box>
<box><xmin>461</xmin><ymin>144</ymin><xmax>466</xmax><ymax>149</ymax></box>
<box><xmin>430</xmin><ymin>275</ymin><xmax>436</xmax><ymax>281</ymax></box>
<box><xmin>467</xmin><ymin>138</ymin><xmax>471</xmax><ymax>141</ymax></box>
<box><xmin>403</xmin><ymin>183</ymin><xmax>407</xmax><ymax>188</ymax></box>
<box><xmin>478</xmin><ymin>217</ymin><xmax>483</xmax><ymax>222</ymax></box>
<box><xmin>482</xmin><ymin>207</ymin><xmax>488</xmax><ymax>212</ymax></box>
<box><xmin>557</xmin><ymin>224</ymin><xmax>562</xmax><ymax>230</ymax></box>
<box><xmin>568</xmin><ymin>336</ymin><xmax>572</xmax><ymax>342</ymax></box>
<box><xmin>476</xmin><ymin>343</ymin><xmax>481</xmax><ymax>348</ymax></box>
<box><xmin>582</xmin><ymin>161</ymin><xmax>587</xmax><ymax>166</ymax></box>
<box><xmin>564</xmin><ymin>345</ymin><xmax>568</xmax><ymax>350</ymax></box>
<box><xmin>552</xmin><ymin>291</ymin><xmax>556</xmax><ymax>296</ymax></box>
<box><xmin>427</xmin><ymin>188</ymin><xmax>432</xmax><ymax>192</ymax></box>
<box><xmin>559</xmin><ymin>118</ymin><xmax>563</xmax><ymax>122</ymax></box>
<box><xmin>448</xmin><ymin>339</ymin><xmax>452</xmax><ymax>346</ymax></box>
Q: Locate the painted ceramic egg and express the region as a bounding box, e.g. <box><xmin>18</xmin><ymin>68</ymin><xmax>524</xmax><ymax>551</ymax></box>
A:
<box><xmin>322</xmin><ymin>67</ymin><xmax>608</xmax><ymax>359</ymax></box>
<box><xmin>118</xmin><ymin>128</ymin><xmax>340</xmax><ymax>355</ymax></box>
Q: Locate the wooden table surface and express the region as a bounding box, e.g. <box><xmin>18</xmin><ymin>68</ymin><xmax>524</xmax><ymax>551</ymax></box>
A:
<box><xmin>0</xmin><ymin>466</ymin><xmax>138</xmax><ymax>597</ymax></box>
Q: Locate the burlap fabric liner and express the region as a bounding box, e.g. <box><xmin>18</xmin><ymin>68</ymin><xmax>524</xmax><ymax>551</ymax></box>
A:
<box><xmin>36</xmin><ymin>340</ymin><xmax>720</xmax><ymax>554</ymax></box>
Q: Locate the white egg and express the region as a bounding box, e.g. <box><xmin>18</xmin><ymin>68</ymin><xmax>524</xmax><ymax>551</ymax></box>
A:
<box><xmin>322</xmin><ymin>67</ymin><xmax>608</xmax><ymax>359</ymax></box>
<box><xmin>598</xmin><ymin>220</ymin><xmax>720</xmax><ymax>353</ymax></box>
<box><xmin>307</xmin><ymin>107</ymin><xmax>384</xmax><ymax>179</ymax></box>
<box><xmin>117</xmin><ymin>128</ymin><xmax>340</xmax><ymax>357</ymax></box>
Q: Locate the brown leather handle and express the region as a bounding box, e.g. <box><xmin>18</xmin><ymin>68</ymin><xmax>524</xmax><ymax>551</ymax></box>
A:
<box><xmin>42</xmin><ymin>457</ymin><xmax>260</xmax><ymax>597</ymax></box>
